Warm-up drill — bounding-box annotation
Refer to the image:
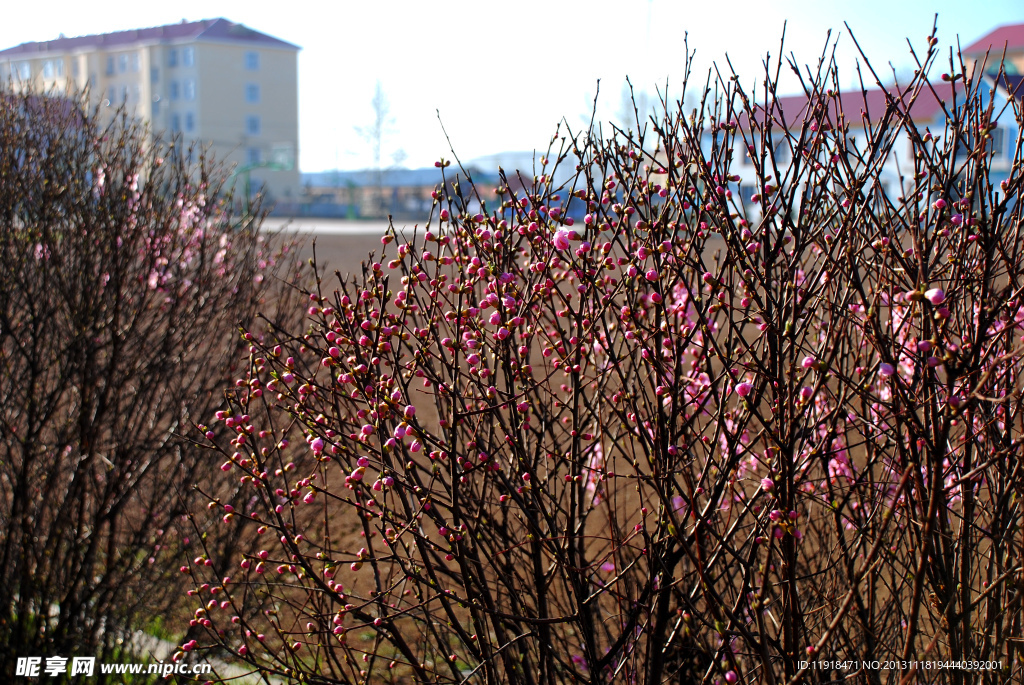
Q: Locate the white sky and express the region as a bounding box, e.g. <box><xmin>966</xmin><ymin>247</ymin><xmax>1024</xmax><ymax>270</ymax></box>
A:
<box><xmin>2</xmin><ymin>0</ymin><xmax>1022</xmax><ymax>172</ymax></box>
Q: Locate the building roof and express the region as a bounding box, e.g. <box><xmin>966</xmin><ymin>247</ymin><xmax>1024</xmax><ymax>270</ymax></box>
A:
<box><xmin>964</xmin><ymin>23</ymin><xmax>1024</xmax><ymax>55</ymax></box>
<box><xmin>737</xmin><ymin>84</ymin><xmax>950</xmax><ymax>132</ymax></box>
<box><xmin>0</xmin><ymin>18</ymin><xmax>299</xmax><ymax>58</ymax></box>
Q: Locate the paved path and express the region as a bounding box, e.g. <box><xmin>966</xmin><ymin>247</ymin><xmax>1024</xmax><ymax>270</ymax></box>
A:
<box><xmin>130</xmin><ymin>631</ymin><xmax>285</xmax><ymax>684</ymax></box>
<box><xmin>262</xmin><ymin>217</ymin><xmax>421</xmax><ymax>236</ymax></box>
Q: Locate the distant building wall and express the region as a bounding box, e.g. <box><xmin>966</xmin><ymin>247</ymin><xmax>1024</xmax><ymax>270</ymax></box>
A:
<box><xmin>0</xmin><ymin>19</ymin><xmax>300</xmax><ymax>206</ymax></box>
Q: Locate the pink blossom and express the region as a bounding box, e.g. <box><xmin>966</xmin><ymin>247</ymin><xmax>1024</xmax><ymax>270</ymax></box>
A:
<box><xmin>878</xmin><ymin>363</ymin><xmax>895</xmax><ymax>378</ymax></box>
<box><xmin>553</xmin><ymin>230</ymin><xmax>571</xmax><ymax>251</ymax></box>
<box><xmin>761</xmin><ymin>477</ymin><xmax>775</xmax><ymax>491</ymax></box>
<box><xmin>735</xmin><ymin>382</ymin><xmax>753</xmax><ymax>397</ymax></box>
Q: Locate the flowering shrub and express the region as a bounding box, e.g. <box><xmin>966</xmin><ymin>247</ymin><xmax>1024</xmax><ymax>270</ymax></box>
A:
<box><xmin>0</xmin><ymin>90</ymin><xmax>304</xmax><ymax>671</ymax></box>
<box><xmin>186</xmin><ymin>34</ymin><xmax>1023</xmax><ymax>683</ymax></box>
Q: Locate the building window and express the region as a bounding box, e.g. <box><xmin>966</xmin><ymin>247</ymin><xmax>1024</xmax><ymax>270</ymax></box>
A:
<box><xmin>170</xmin><ymin>81</ymin><xmax>179</xmax><ymax>100</ymax></box>
<box><xmin>247</xmin><ymin>147</ymin><xmax>262</xmax><ymax>165</ymax></box>
<box><xmin>184</xmin><ymin>78</ymin><xmax>196</xmax><ymax>101</ymax></box>
<box><xmin>18</xmin><ymin>62</ymin><xmax>30</xmax><ymax>80</ymax></box>
<box><xmin>991</xmin><ymin>127</ymin><xmax>1006</xmax><ymax>159</ymax></box>
<box><xmin>43</xmin><ymin>61</ymin><xmax>54</xmax><ymax>79</ymax></box>
<box><xmin>183</xmin><ymin>46</ymin><xmax>195</xmax><ymax>66</ymax></box>
<box><xmin>151</xmin><ymin>67</ymin><xmax>159</xmax><ymax>83</ymax></box>
<box><xmin>106</xmin><ymin>56</ymin><xmax>114</xmax><ymax>75</ymax></box>
<box><xmin>246</xmin><ymin>115</ymin><xmax>261</xmax><ymax>136</ymax></box>
<box><xmin>171</xmin><ymin>113</ymin><xmax>181</xmax><ymax>132</ymax></box>
<box><xmin>118</xmin><ymin>54</ymin><xmax>128</xmax><ymax>73</ymax></box>
<box><xmin>739</xmin><ymin>185</ymin><xmax>758</xmax><ymax>205</ymax></box>
<box><xmin>71</xmin><ymin>59</ymin><xmax>79</xmax><ymax>77</ymax></box>
<box><xmin>185</xmin><ymin>112</ymin><xmax>195</xmax><ymax>132</ymax></box>
<box><xmin>168</xmin><ymin>49</ymin><xmax>178</xmax><ymax>68</ymax></box>
<box><xmin>245</xmin><ymin>51</ymin><xmax>259</xmax><ymax>70</ymax></box>
<box><xmin>131</xmin><ymin>52</ymin><xmax>140</xmax><ymax>72</ymax></box>
<box><xmin>245</xmin><ymin>83</ymin><xmax>260</xmax><ymax>103</ymax></box>
<box><xmin>56</xmin><ymin>60</ymin><xmax>64</xmax><ymax>77</ymax></box>
<box><xmin>774</xmin><ymin>138</ymin><xmax>792</xmax><ymax>164</ymax></box>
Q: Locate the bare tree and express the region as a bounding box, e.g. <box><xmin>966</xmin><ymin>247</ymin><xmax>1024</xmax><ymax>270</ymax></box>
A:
<box><xmin>355</xmin><ymin>80</ymin><xmax>406</xmax><ymax>218</ymax></box>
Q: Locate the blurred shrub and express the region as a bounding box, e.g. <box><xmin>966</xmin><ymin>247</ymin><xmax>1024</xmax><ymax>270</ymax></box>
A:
<box><xmin>0</xmin><ymin>89</ymin><xmax>304</xmax><ymax>674</ymax></box>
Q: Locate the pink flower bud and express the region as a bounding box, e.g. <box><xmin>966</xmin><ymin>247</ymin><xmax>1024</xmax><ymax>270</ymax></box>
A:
<box><xmin>735</xmin><ymin>382</ymin><xmax>753</xmax><ymax>397</ymax></box>
<box><xmin>878</xmin><ymin>362</ymin><xmax>895</xmax><ymax>378</ymax></box>
<box><xmin>761</xmin><ymin>477</ymin><xmax>775</xmax><ymax>491</ymax></box>
<box><xmin>924</xmin><ymin>288</ymin><xmax>946</xmax><ymax>305</ymax></box>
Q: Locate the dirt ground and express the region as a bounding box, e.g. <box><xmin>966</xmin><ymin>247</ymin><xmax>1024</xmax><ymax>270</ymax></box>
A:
<box><xmin>263</xmin><ymin>219</ymin><xmax>420</xmax><ymax>281</ymax></box>
<box><xmin>264</xmin><ymin>217</ymin><xmax>733</xmax><ymax>284</ymax></box>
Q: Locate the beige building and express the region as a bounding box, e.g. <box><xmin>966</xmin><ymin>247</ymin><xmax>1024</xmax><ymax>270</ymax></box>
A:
<box><xmin>0</xmin><ymin>18</ymin><xmax>300</xmax><ymax>207</ymax></box>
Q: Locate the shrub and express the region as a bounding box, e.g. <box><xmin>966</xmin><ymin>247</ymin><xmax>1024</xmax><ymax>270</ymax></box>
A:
<box><xmin>185</xmin><ymin>31</ymin><xmax>1023</xmax><ymax>683</ymax></box>
<box><xmin>0</xmin><ymin>90</ymin><xmax>303</xmax><ymax>673</ymax></box>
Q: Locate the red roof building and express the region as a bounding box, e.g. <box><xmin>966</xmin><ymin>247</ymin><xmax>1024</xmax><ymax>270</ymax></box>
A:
<box><xmin>963</xmin><ymin>23</ymin><xmax>1024</xmax><ymax>78</ymax></box>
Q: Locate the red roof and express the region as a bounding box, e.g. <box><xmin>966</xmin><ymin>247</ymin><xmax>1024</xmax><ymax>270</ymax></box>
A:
<box><xmin>736</xmin><ymin>84</ymin><xmax>948</xmax><ymax>132</ymax></box>
<box><xmin>964</xmin><ymin>23</ymin><xmax>1024</xmax><ymax>55</ymax></box>
<box><xmin>0</xmin><ymin>18</ymin><xmax>299</xmax><ymax>58</ymax></box>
